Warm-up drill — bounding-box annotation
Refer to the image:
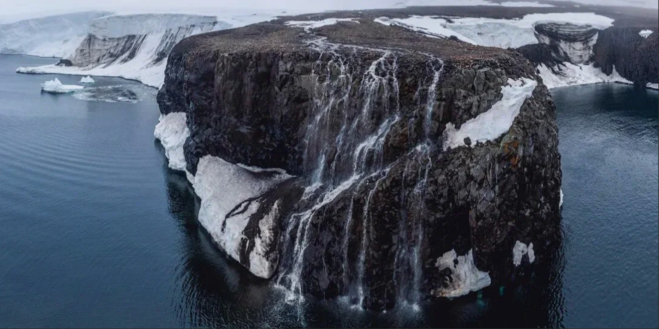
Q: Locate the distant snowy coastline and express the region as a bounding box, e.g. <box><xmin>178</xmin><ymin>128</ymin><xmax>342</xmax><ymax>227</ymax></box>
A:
<box><xmin>6</xmin><ymin>11</ymin><xmax>278</xmax><ymax>88</ymax></box>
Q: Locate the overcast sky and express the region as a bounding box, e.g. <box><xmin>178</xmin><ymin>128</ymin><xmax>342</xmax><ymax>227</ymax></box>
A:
<box><xmin>1</xmin><ymin>0</ymin><xmax>657</xmax><ymax>22</ymax></box>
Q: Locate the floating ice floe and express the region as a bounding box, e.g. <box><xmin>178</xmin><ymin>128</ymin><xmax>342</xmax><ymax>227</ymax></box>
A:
<box><xmin>443</xmin><ymin>78</ymin><xmax>537</xmax><ymax>150</ymax></box>
<box><xmin>639</xmin><ymin>30</ymin><xmax>653</xmax><ymax>38</ymax></box>
<box><xmin>285</xmin><ymin>18</ymin><xmax>359</xmax><ymax>32</ymax></box>
<box><xmin>647</xmin><ymin>83</ymin><xmax>658</xmax><ymax>90</ymax></box>
<box><xmin>512</xmin><ymin>241</ymin><xmax>535</xmax><ymax>266</ymax></box>
<box><xmin>435</xmin><ymin>249</ymin><xmax>491</xmax><ymax>298</ymax></box>
<box><xmin>537</xmin><ymin>63</ymin><xmax>632</xmax><ymax>89</ymax></box>
<box><xmin>40</xmin><ymin>78</ymin><xmax>84</xmax><ymax>94</ymax></box>
<box><xmin>79</xmin><ymin>76</ymin><xmax>95</xmax><ymax>84</ymax></box>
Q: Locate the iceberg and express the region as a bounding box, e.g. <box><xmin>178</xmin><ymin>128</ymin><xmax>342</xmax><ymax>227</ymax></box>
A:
<box><xmin>79</xmin><ymin>76</ymin><xmax>95</xmax><ymax>84</ymax></box>
<box><xmin>40</xmin><ymin>78</ymin><xmax>84</xmax><ymax>94</ymax></box>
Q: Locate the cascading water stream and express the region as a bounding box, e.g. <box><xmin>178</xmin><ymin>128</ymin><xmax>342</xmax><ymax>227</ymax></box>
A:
<box><xmin>277</xmin><ymin>40</ymin><xmax>445</xmax><ymax>310</ymax></box>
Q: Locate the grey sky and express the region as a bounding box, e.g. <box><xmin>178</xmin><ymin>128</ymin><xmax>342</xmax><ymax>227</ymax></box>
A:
<box><xmin>1</xmin><ymin>0</ymin><xmax>657</xmax><ymax>22</ymax></box>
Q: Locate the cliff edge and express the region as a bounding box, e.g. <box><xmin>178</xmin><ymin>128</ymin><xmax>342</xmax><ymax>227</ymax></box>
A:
<box><xmin>156</xmin><ymin>18</ymin><xmax>562</xmax><ymax>310</ymax></box>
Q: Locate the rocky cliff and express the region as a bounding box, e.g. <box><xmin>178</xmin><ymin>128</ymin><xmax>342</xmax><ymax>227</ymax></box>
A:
<box><xmin>156</xmin><ymin>18</ymin><xmax>562</xmax><ymax>310</ymax></box>
<box><xmin>593</xmin><ymin>26</ymin><xmax>658</xmax><ymax>87</ymax></box>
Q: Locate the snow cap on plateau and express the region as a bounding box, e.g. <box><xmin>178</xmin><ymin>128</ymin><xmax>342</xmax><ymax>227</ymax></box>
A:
<box><xmin>285</xmin><ymin>18</ymin><xmax>359</xmax><ymax>31</ymax></box>
<box><xmin>375</xmin><ymin>13</ymin><xmax>615</xmax><ymax>49</ymax></box>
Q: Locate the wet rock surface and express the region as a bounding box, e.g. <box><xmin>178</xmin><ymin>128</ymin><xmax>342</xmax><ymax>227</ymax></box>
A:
<box><xmin>158</xmin><ymin>18</ymin><xmax>561</xmax><ymax>310</ymax></box>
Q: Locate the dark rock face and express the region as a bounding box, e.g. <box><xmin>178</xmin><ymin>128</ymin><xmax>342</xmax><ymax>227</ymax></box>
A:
<box><xmin>158</xmin><ymin>20</ymin><xmax>562</xmax><ymax>310</ymax></box>
<box><xmin>593</xmin><ymin>26</ymin><xmax>658</xmax><ymax>86</ymax></box>
<box><xmin>516</xmin><ymin>43</ymin><xmax>570</xmax><ymax>69</ymax></box>
<box><xmin>55</xmin><ymin>59</ymin><xmax>73</xmax><ymax>67</ymax></box>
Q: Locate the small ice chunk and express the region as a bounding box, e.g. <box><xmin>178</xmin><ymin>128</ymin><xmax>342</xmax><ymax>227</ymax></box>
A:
<box><xmin>79</xmin><ymin>76</ymin><xmax>95</xmax><ymax>84</ymax></box>
<box><xmin>647</xmin><ymin>83</ymin><xmax>658</xmax><ymax>90</ymax></box>
<box><xmin>435</xmin><ymin>249</ymin><xmax>491</xmax><ymax>298</ymax></box>
<box><xmin>41</xmin><ymin>78</ymin><xmax>84</xmax><ymax>94</ymax></box>
<box><xmin>639</xmin><ymin>30</ymin><xmax>653</xmax><ymax>38</ymax></box>
<box><xmin>560</xmin><ymin>189</ymin><xmax>564</xmax><ymax>208</ymax></box>
<box><xmin>513</xmin><ymin>240</ymin><xmax>535</xmax><ymax>266</ymax></box>
<box><xmin>443</xmin><ymin>78</ymin><xmax>537</xmax><ymax>150</ymax></box>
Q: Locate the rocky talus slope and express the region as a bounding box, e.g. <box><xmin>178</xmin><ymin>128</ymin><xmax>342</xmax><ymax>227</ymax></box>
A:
<box><xmin>157</xmin><ymin>19</ymin><xmax>562</xmax><ymax>310</ymax></box>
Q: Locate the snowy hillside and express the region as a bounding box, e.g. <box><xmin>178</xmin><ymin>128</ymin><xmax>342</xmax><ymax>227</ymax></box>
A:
<box><xmin>16</xmin><ymin>13</ymin><xmax>228</xmax><ymax>88</ymax></box>
<box><xmin>0</xmin><ymin>11</ymin><xmax>111</xmax><ymax>58</ymax></box>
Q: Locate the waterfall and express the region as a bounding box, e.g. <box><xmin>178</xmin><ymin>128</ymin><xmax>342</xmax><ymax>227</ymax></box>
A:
<box><xmin>277</xmin><ymin>40</ymin><xmax>445</xmax><ymax>309</ymax></box>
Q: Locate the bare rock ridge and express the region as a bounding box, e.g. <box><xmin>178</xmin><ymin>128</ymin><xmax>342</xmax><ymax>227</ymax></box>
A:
<box><xmin>157</xmin><ymin>18</ymin><xmax>562</xmax><ymax>310</ymax></box>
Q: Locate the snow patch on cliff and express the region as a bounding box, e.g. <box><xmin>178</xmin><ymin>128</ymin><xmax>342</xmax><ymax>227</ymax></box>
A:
<box><xmin>154</xmin><ymin>112</ymin><xmax>190</xmax><ymax>171</ymax></box>
<box><xmin>443</xmin><ymin>78</ymin><xmax>537</xmax><ymax>150</ymax></box>
<box><xmin>192</xmin><ymin>155</ymin><xmax>291</xmax><ymax>279</ymax></box>
<box><xmin>435</xmin><ymin>249</ymin><xmax>491</xmax><ymax>298</ymax></box>
<box><xmin>374</xmin><ymin>13</ymin><xmax>614</xmax><ymax>49</ymax></box>
<box><xmin>40</xmin><ymin>78</ymin><xmax>84</xmax><ymax>94</ymax></box>
<box><xmin>537</xmin><ymin>63</ymin><xmax>632</xmax><ymax>89</ymax></box>
<box><xmin>513</xmin><ymin>241</ymin><xmax>535</xmax><ymax>266</ymax></box>
<box><xmin>560</xmin><ymin>189</ymin><xmax>564</xmax><ymax>208</ymax></box>
<box><xmin>639</xmin><ymin>30</ymin><xmax>653</xmax><ymax>38</ymax></box>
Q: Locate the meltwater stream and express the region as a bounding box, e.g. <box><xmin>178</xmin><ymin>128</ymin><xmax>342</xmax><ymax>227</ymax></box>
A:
<box><xmin>0</xmin><ymin>55</ymin><xmax>656</xmax><ymax>327</ymax></box>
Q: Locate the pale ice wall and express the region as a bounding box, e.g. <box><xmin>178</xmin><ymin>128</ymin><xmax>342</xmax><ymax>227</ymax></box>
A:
<box><xmin>15</xmin><ymin>13</ymin><xmax>222</xmax><ymax>88</ymax></box>
<box><xmin>88</xmin><ymin>14</ymin><xmax>218</xmax><ymax>38</ymax></box>
<box><xmin>0</xmin><ymin>11</ymin><xmax>111</xmax><ymax>58</ymax></box>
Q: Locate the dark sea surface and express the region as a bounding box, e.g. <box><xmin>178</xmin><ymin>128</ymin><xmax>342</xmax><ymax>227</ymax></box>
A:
<box><xmin>0</xmin><ymin>55</ymin><xmax>656</xmax><ymax>328</ymax></box>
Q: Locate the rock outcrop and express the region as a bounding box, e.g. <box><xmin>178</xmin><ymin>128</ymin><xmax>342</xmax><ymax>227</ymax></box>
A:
<box><xmin>157</xmin><ymin>18</ymin><xmax>562</xmax><ymax>310</ymax></box>
<box><xmin>593</xmin><ymin>26</ymin><xmax>658</xmax><ymax>87</ymax></box>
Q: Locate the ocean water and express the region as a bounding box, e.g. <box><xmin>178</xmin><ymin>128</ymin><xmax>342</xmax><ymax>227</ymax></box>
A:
<box><xmin>0</xmin><ymin>55</ymin><xmax>656</xmax><ymax>327</ymax></box>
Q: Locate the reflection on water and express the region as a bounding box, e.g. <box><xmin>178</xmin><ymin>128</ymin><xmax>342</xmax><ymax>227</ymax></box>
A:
<box><xmin>159</xmin><ymin>132</ymin><xmax>567</xmax><ymax>328</ymax></box>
